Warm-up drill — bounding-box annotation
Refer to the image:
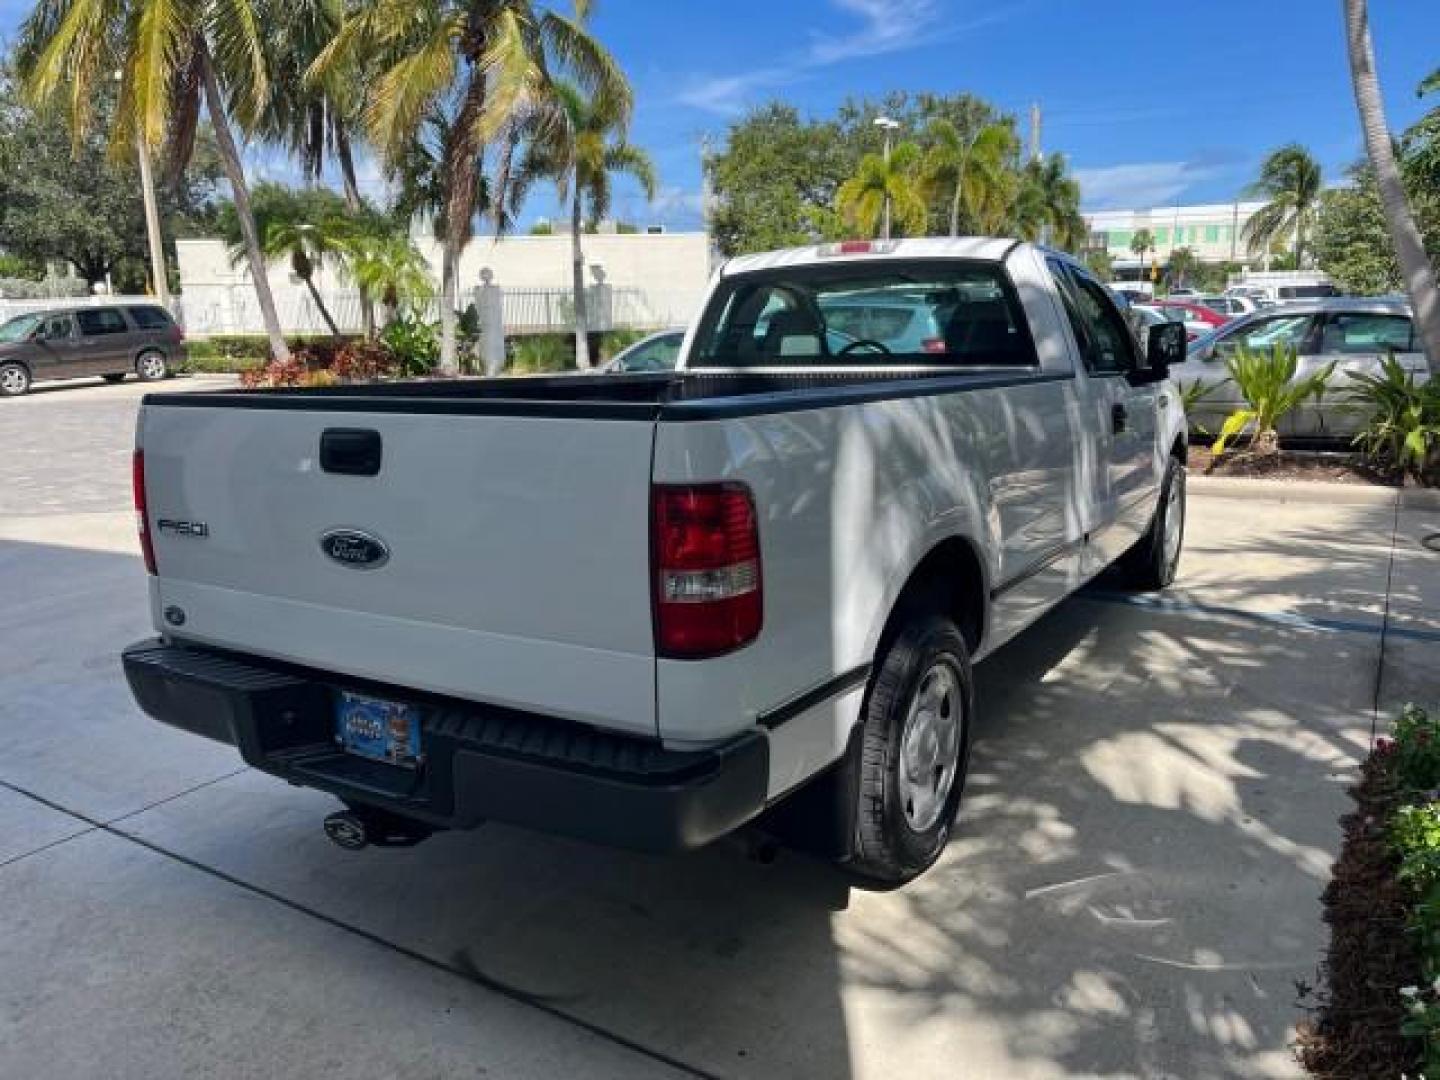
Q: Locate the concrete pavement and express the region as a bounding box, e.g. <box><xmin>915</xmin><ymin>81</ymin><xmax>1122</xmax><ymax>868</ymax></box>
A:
<box><xmin>2</xmin><ymin>379</ymin><xmax>1437</xmax><ymax>1078</ymax></box>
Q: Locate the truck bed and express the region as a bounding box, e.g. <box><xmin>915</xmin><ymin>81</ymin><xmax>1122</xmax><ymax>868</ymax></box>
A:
<box><xmin>145</xmin><ymin>367</ymin><xmax>1062</xmax><ymax>419</ymax></box>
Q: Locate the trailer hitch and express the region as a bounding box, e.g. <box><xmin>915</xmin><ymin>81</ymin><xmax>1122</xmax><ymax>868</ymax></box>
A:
<box><xmin>323</xmin><ymin>806</ymin><xmax>437</xmax><ymax>851</ymax></box>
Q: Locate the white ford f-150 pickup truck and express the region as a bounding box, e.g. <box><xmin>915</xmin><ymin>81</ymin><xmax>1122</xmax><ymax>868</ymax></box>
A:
<box><xmin>123</xmin><ymin>239</ymin><xmax>1188</xmax><ymax>882</ymax></box>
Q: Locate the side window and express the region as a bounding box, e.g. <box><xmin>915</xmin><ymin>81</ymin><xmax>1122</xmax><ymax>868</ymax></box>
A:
<box><xmin>1045</xmin><ymin>257</ymin><xmax>1093</xmax><ymax>358</ymax></box>
<box><xmin>125</xmin><ymin>306</ymin><xmax>173</xmax><ymax>331</ymax></box>
<box><xmin>43</xmin><ymin>315</ymin><xmax>74</xmax><ymax>339</ymax></box>
<box><xmin>1067</xmin><ymin>268</ymin><xmax>1139</xmax><ymax>375</ymax></box>
<box><xmin>76</xmin><ymin>308</ymin><xmax>128</xmax><ymax>336</ymax></box>
<box><xmin>1220</xmin><ymin>315</ymin><xmax>1316</xmax><ymax>356</ymax></box>
<box><xmin>1319</xmin><ymin>313</ymin><xmax>1414</xmax><ymax>355</ymax></box>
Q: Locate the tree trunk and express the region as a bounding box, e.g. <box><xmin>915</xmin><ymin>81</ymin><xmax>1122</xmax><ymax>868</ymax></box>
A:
<box><xmin>334</xmin><ymin>120</ymin><xmax>363</xmax><ymax>211</ymax></box>
<box><xmin>438</xmin><ymin>229</ymin><xmax>459</xmax><ymax>375</ymax></box>
<box><xmin>1344</xmin><ymin>0</ymin><xmax>1440</xmax><ymax>376</ymax></box>
<box><xmin>303</xmin><ymin>274</ymin><xmax>342</xmax><ymax>338</ymax></box>
<box><xmin>949</xmin><ymin>180</ymin><xmax>963</xmax><ymax>238</ymax></box>
<box><xmin>571</xmin><ymin>185</ymin><xmax>590</xmax><ymax>370</ymax></box>
<box><xmin>198</xmin><ymin>42</ymin><xmax>289</xmax><ymax>362</ymax></box>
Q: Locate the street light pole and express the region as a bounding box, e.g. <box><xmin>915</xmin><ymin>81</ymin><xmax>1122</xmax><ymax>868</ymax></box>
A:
<box><xmin>115</xmin><ymin>70</ymin><xmax>169</xmax><ymax>306</ymax></box>
<box><xmin>873</xmin><ymin>116</ymin><xmax>900</xmax><ymax>241</ymax></box>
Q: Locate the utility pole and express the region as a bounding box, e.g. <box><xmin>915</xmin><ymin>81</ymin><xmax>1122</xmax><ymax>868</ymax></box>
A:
<box><xmin>1029</xmin><ymin>102</ymin><xmax>1042</xmax><ymax>163</ymax></box>
<box><xmin>873</xmin><ymin>116</ymin><xmax>901</xmax><ymax>240</ymax></box>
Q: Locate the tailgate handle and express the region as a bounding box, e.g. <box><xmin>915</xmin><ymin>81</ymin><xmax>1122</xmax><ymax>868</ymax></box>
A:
<box><xmin>320</xmin><ymin>429</ymin><xmax>382</xmax><ymax>476</ymax></box>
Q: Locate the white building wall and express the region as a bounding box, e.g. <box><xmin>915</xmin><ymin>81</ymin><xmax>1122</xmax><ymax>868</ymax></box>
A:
<box><xmin>1084</xmin><ymin>201</ymin><xmax>1269</xmax><ymax>266</ymax></box>
<box><xmin>175</xmin><ymin>232</ymin><xmax>714</xmax><ymax>336</ymax></box>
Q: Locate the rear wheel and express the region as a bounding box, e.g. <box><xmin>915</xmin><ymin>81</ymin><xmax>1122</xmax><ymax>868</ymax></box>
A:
<box><xmin>135</xmin><ymin>350</ymin><xmax>168</xmax><ymax>381</ymax></box>
<box><xmin>103</xmin><ymin>373</ymin><xmax>127</xmax><ymax>384</ymax></box>
<box><xmin>849</xmin><ymin>612</ymin><xmax>974</xmax><ymax>884</ymax></box>
<box><xmin>1120</xmin><ymin>456</ymin><xmax>1185</xmax><ymax>591</ymax></box>
<box><xmin>0</xmin><ymin>362</ymin><xmax>30</xmax><ymax>397</ymax></box>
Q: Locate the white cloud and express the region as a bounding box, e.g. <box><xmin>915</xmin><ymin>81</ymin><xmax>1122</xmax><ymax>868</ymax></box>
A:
<box><xmin>807</xmin><ymin>0</ymin><xmax>940</xmax><ymax>64</ymax></box>
<box><xmin>678</xmin><ymin>0</ymin><xmax>1011</xmax><ymax>116</ymax></box>
<box><xmin>1074</xmin><ymin>161</ymin><xmax>1224</xmax><ymax>211</ymax></box>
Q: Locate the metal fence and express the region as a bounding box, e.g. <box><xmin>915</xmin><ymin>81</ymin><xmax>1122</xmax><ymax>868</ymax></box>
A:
<box><xmin>173</xmin><ymin>284</ymin><xmax>699</xmax><ymax>337</ymax></box>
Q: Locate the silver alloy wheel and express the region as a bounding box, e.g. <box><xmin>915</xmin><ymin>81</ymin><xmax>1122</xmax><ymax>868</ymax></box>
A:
<box><xmin>1162</xmin><ymin>469</ymin><xmax>1185</xmax><ymax>575</ymax></box>
<box><xmin>138</xmin><ymin>353</ymin><xmax>166</xmax><ymax>379</ymax></box>
<box><xmin>0</xmin><ymin>366</ymin><xmax>27</xmax><ymax>394</ymax></box>
<box><xmin>897</xmin><ymin>660</ymin><xmax>963</xmax><ymax>832</ymax></box>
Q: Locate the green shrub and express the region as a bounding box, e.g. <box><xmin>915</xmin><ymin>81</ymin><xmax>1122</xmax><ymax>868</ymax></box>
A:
<box><xmin>1212</xmin><ymin>344</ymin><xmax>1333</xmax><ymax>456</ymax></box>
<box><xmin>1347</xmin><ymin>355</ymin><xmax>1440</xmax><ymax>487</ymax></box>
<box><xmin>508</xmin><ymin>334</ymin><xmax>574</xmax><ymax>374</ymax></box>
<box><xmin>1383</xmin><ymin>704</ymin><xmax>1440</xmax><ymax>1074</ymax></box>
<box><xmin>379</xmin><ymin>314</ymin><xmax>439</xmax><ymax>376</ymax></box>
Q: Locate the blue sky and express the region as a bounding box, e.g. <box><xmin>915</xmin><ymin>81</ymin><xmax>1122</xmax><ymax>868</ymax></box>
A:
<box><xmin>3</xmin><ymin>0</ymin><xmax>1436</xmax><ymax>227</ymax></box>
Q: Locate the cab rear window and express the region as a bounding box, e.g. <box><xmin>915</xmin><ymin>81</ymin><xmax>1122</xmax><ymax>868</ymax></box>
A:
<box><xmin>691</xmin><ymin>260</ymin><xmax>1037</xmax><ymax>368</ymax></box>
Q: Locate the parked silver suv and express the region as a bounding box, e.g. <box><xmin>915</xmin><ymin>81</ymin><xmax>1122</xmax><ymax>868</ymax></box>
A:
<box><xmin>0</xmin><ymin>303</ymin><xmax>185</xmax><ymax>397</ymax></box>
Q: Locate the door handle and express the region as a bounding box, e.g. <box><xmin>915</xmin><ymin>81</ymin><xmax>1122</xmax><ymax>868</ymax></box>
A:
<box><xmin>320</xmin><ymin>428</ymin><xmax>382</xmax><ymax>476</ymax></box>
<box><xmin>1111</xmin><ymin>402</ymin><xmax>1128</xmax><ymax>434</ymax></box>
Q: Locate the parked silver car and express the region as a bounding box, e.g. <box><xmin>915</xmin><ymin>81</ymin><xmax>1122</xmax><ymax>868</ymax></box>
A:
<box><xmin>1171</xmin><ymin>298</ymin><xmax>1430</xmax><ymax>439</ymax></box>
<box><xmin>603</xmin><ymin>329</ymin><xmax>686</xmax><ymax>372</ymax></box>
<box><xmin>0</xmin><ymin>303</ymin><xmax>185</xmax><ymax>397</ymax></box>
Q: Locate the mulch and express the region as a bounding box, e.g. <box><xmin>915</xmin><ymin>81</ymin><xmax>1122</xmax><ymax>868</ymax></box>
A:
<box><xmin>1188</xmin><ymin>446</ymin><xmax>1402</xmax><ymax>486</ymax></box>
<box><xmin>1295</xmin><ymin>754</ymin><xmax>1422</xmax><ymax>1078</ymax></box>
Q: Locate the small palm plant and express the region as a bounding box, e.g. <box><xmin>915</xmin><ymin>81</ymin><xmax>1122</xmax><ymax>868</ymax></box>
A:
<box><xmin>1177</xmin><ymin>377</ymin><xmax>1225</xmax><ymax>438</ymax></box>
<box><xmin>1212</xmin><ymin>344</ymin><xmax>1334</xmax><ymax>456</ymax></box>
<box><xmin>1346</xmin><ymin>354</ymin><xmax>1440</xmax><ymax>485</ymax></box>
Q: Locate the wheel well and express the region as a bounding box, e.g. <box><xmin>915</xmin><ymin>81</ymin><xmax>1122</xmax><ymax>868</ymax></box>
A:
<box><xmin>1170</xmin><ymin>431</ymin><xmax>1187</xmax><ymax>462</ymax></box>
<box><xmin>881</xmin><ymin>537</ymin><xmax>986</xmax><ymax>656</ymax></box>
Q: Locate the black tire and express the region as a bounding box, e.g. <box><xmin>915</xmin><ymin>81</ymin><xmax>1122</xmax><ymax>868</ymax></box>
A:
<box><xmin>849</xmin><ymin>612</ymin><xmax>974</xmax><ymax>884</ymax></box>
<box><xmin>1119</xmin><ymin>456</ymin><xmax>1186</xmax><ymax>591</ymax></box>
<box><xmin>135</xmin><ymin>350</ymin><xmax>168</xmax><ymax>381</ymax></box>
<box><xmin>102</xmin><ymin>373</ymin><xmax>127</xmax><ymax>384</ymax></box>
<box><xmin>0</xmin><ymin>362</ymin><xmax>30</xmax><ymax>397</ymax></box>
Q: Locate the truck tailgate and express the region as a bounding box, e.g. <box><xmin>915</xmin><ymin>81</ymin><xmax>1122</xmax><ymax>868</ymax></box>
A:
<box><xmin>138</xmin><ymin>401</ymin><xmax>658</xmax><ymax>736</ymax></box>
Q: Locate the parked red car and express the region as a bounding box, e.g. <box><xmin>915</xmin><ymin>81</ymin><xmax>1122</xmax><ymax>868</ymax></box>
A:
<box><xmin>1152</xmin><ymin>300</ymin><xmax>1228</xmax><ymax>341</ymax></box>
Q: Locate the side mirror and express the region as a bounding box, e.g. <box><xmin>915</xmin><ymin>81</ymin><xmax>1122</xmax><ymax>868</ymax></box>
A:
<box><xmin>1138</xmin><ymin>321</ymin><xmax>1185</xmax><ymax>381</ymax></box>
<box><xmin>30</xmin><ymin>329</ymin><xmax>48</xmax><ymax>342</ymax></box>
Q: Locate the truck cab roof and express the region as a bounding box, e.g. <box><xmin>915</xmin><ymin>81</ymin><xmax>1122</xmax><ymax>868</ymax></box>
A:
<box><xmin>721</xmin><ymin>237</ymin><xmax>1026</xmax><ymax>277</ymax></box>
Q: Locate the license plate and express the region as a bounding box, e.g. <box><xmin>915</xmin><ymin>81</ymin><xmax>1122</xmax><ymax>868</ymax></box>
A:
<box><xmin>335</xmin><ymin>691</ymin><xmax>422</xmax><ymax>768</ymax></box>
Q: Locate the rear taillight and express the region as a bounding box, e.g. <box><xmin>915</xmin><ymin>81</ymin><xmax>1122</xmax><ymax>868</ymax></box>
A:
<box><xmin>652</xmin><ymin>483</ymin><xmax>762</xmax><ymax>659</ymax></box>
<box><xmin>921</xmin><ymin>337</ymin><xmax>946</xmax><ymax>355</ymax></box>
<box><xmin>132</xmin><ymin>449</ymin><xmax>157</xmax><ymax>574</ymax></box>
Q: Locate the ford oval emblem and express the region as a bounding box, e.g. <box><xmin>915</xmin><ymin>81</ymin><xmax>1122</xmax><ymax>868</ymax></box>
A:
<box><xmin>320</xmin><ymin>528</ymin><xmax>390</xmax><ymax>569</ymax></box>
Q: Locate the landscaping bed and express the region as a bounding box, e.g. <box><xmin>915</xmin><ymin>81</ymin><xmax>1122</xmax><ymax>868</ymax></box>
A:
<box><xmin>1298</xmin><ymin>705</ymin><xmax>1440</xmax><ymax>1078</ymax></box>
<box><xmin>1188</xmin><ymin>446</ymin><xmax>1401</xmax><ymax>487</ymax></box>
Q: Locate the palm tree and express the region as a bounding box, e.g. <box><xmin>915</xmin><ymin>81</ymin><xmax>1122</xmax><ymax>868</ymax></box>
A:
<box><xmin>520</xmin><ymin>80</ymin><xmax>655</xmax><ymax>369</ymax></box>
<box><xmin>18</xmin><ymin>0</ymin><xmax>292</xmax><ymax>361</ymax></box>
<box><xmin>1024</xmin><ymin>152</ymin><xmax>1086</xmax><ymax>250</ymax></box>
<box><xmin>315</xmin><ymin>0</ymin><xmax>630</xmax><ymax>375</ymax></box>
<box><xmin>340</xmin><ymin>231</ymin><xmax>435</xmax><ymax>326</ymax></box>
<box><xmin>1130</xmin><ymin>228</ymin><xmax>1155</xmax><ymax>278</ymax></box>
<box><xmin>1343</xmin><ymin>0</ymin><xmax>1440</xmax><ymax>374</ymax></box>
<box><xmin>921</xmin><ymin>119</ymin><xmax>1016</xmax><ymax>238</ymax></box>
<box><xmin>256</xmin><ymin>0</ymin><xmax>365</xmax><ymax>207</ymax></box>
<box><xmin>1242</xmin><ymin>144</ymin><xmax>1323</xmax><ymax>268</ymax></box>
<box><xmin>262</xmin><ymin>219</ymin><xmax>349</xmax><ymax>338</ymax></box>
<box><xmin>837</xmin><ymin>142</ymin><xmax>927</xmax><ymax>239</ymax></box>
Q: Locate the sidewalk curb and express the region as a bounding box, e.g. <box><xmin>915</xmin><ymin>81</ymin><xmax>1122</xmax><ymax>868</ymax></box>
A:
<box><xmin>1189</xmin><ymin>476</ymin><xmax>1440</xmax><ymax>510</ymax></box>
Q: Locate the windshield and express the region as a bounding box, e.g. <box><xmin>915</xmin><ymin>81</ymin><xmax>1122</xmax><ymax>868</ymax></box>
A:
<box><xmin>0</xmin><ymin>314</ymin><xmax>41</xmax><ymax>343</ymax></box>
<box><xmin>691</xmin><ymin>260</ymin><xmax>1036</xmax><ymax>368</ymax></box>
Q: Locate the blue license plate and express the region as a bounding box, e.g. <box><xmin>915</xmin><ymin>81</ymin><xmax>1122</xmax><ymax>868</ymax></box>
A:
<box><xmin>335</xmin><ymin>691</ymin><xmax>422</xmax><ymax>768</ymax></box>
